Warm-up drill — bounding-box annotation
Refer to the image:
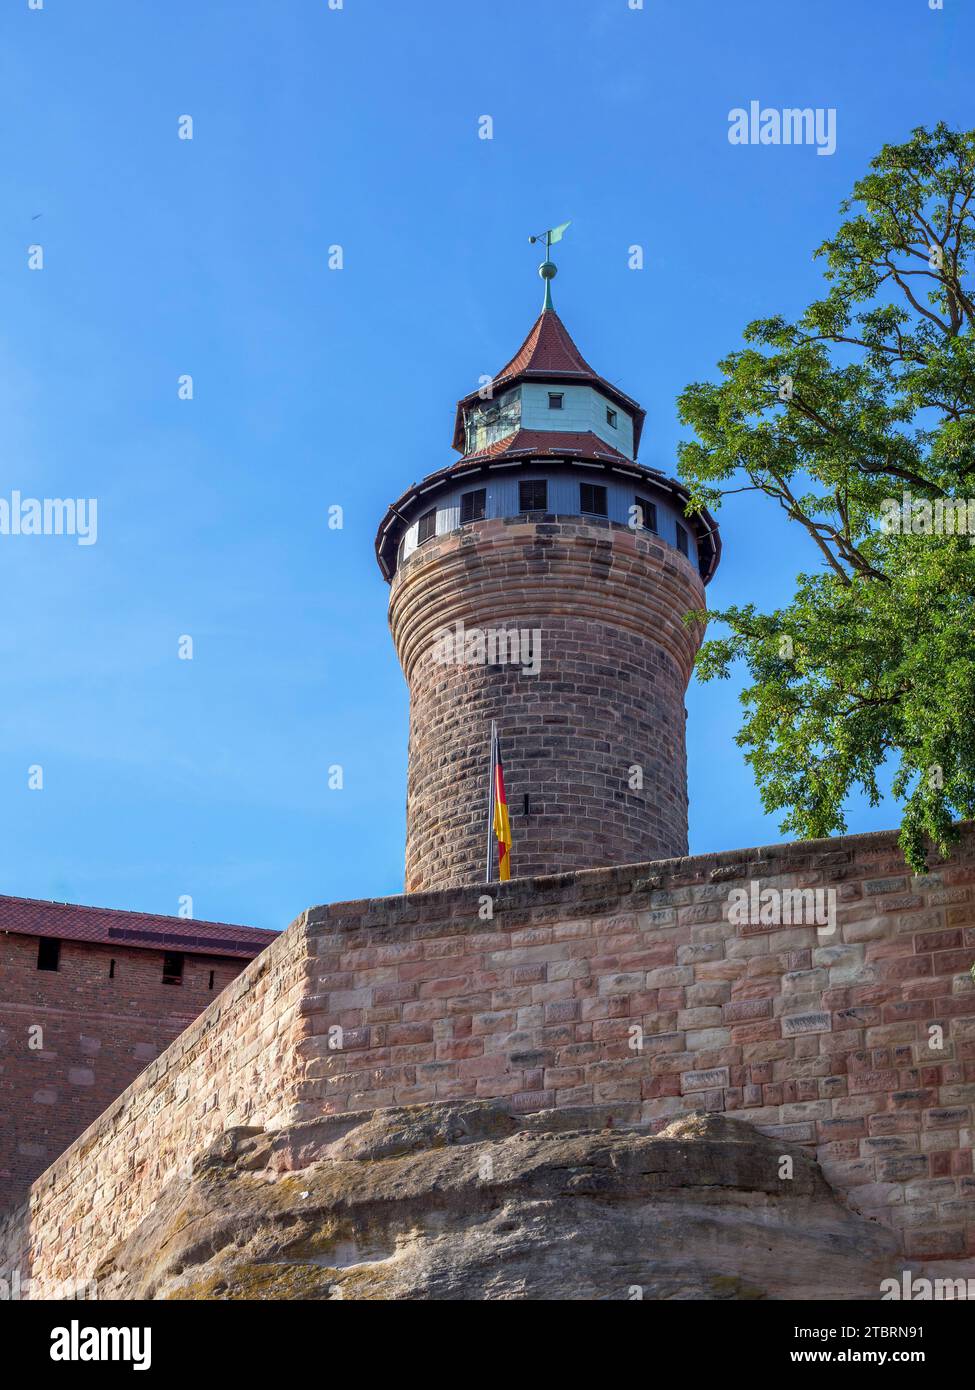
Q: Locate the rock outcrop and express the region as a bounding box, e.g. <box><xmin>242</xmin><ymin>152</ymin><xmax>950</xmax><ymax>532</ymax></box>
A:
<box><xmin>88</xmin><ymin>1100</ymin><xmax>933</xmax><ymax>1300</ymax></box>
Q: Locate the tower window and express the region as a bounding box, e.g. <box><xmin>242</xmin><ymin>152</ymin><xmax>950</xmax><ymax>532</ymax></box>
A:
<box><xmin>580</xmin><ymin>483</ymin><xmax>608</xmax><ymax>517</ymax></box>
<box><xmin>519</xmin><ymin>479</ymin><xmax>547</xmax><ymax>512</ymax></box>
<box><xmin>548</xmin><ymin>392</ymin><xmax>564</xmax><ymax>410</ymax></box>
<box><xmin>460</xmin><ymin>489</ymin><xmax>486</xmax><ymax>524</ymax></box>
<box><xmin>676</xmin><ymin>524</ymin><xmax>689</xmax><ymax>557</ymax></box>
<box><xmin>37</xmin><ymin>937</ymin><xmax>60</xmax><ymax>972</ymax></box>
<box><xmin>606</xmin><ymin>408</ymin><xmax>617</xmax><ymax>428</ymax></box>
<box><xmin>416</xmin><ymin>509</ymin><xmax>436</xmax><ymax>545</ymax></box>
<box><xmin>635</xmin><ymin>496</ymin><xmax>657</xmax><ymax>533</ymax></box>
<box><xmin>162</xmin><ymin>952</ymin><xmax>184</xmax><ymax>986</ymax></box>
<box><xmin>109</xmin><ymin>958</ymin><xmax>116</xmax><ymax>979</ymax></box>
<box><xmin>208</xmin><ymin>970</ymin><xmax>215</xmax><ymax>991</ymax></box>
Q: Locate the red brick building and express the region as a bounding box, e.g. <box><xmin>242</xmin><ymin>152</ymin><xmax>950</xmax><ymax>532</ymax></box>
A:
<box><xmin>0</xmin><ymin>894</ymin><xmax>276</xmax><ymax>1211</ymax></box>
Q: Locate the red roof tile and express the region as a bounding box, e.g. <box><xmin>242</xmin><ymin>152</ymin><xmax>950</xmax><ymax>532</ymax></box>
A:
<box><xmin>461</xmin><ymin>428</ymin><xmax>633</xmax><ymax>466</ymax></box>
<box><xmin>0</xmin><ymin>894</ymin><xmax>277</xmax><ymax>960</ymax></box>
<box><xmin>452</xmin><ymin>309</ymin><xmax>646</xmax><ymax>455</ymax></box>
<box><xmin>494</xmin><ymin>308</ymin><xmax>603</xmax><ymax>381</ymax></box>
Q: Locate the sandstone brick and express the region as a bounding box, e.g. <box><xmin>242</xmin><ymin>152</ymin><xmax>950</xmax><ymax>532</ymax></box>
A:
<box><xmin>8</xmin><ymin>826</ymin><xmax>975</xmax><ymax>1294</ymax></box>
<box><xmin>781</xmin><ymin>1012</ymin><xmax>831</xmax><ymax>1037</ymax></box>
<box><xmin>762</xmin><ymin>1121</ymin><xmax>816</xmax><ymax>1143</ymax></box>
<box><xmin>684</xmin><ymin>1027</ymin><xmax>732</xmax><ymax>1051</ymax></box>
<box><xmin>680</xmin><ymin>1067</ymin><xmax>730</xmax><ymax>1093</ymax></box>
<box><xmin>677</xmin><ymin>1007</ymin><xmax>723</xmax><ymax>1029</ymax></box>
<box><xmin>394</xmin><ymin>522</ymin><xmax>704</xmax><ymax>890</ymax></box>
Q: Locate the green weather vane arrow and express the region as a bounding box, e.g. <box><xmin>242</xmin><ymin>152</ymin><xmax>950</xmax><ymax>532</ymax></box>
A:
<box><xmin>529</xmin><ymin>221</ymin><xmax>571</xmax><ymax>310</ymax></box>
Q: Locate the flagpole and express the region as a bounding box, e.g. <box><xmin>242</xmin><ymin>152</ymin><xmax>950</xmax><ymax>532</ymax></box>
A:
<box><xmin>485</xmin><ymin>720</ymin><xmax>496</xmax><ymax>883</ymax></box>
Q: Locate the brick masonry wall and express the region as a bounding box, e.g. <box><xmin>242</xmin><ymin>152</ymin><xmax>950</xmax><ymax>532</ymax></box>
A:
<box><xmin>3</xmin><ymin>825</ymin><xmax>974</xmax><ymax>1293</ymax></box>
<box><xmin>0</xmin><ymin>926</ymin><xmax>311</xmax><ymax>1296</ymax></box>
<box><xmin>0</xmin><ymin>937</ymin><xmax>251</xmax><ymax>1213</ymax></box>
<box><xmin>389</xmin><ymin>516</ymin><xmax>706</xmax><ymax>891</ymax></box>
<box><xmin>297</xmin><ymin>826</ymin><xmax>975</xmax><ymax>1262</ymax></box>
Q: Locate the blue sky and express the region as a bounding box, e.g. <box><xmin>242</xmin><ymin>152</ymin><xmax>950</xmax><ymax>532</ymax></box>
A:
<box><xmin>0</xmin><ymin>0</ymin><xmax>969</xmax><ymax>931</ymax></box>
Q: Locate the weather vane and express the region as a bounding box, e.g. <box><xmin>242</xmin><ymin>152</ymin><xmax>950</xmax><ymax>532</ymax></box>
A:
<box><xmin>528</xmin><ymin>221</ymin><xmax>571</xmax><ymax>310</ymax></box>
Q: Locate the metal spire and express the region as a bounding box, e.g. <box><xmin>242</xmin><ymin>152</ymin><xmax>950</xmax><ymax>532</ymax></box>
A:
<box><xmin>529</xmin><ymin>221</ymin><xmax>571</xmax><ymax>311</ymax></box>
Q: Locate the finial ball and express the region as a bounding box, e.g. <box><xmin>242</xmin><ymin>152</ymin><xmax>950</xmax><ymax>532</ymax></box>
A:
<box><xmin>539</xmin><ymin>260</ymin><xmax>557</xmax><ymax>281</ymax></box>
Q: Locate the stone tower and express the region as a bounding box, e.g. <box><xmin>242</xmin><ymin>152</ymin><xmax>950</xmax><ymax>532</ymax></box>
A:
<box><xmin>375</xmin><ymin>257</ymin><xmax>720</xmax><ymax>892</ymax></box>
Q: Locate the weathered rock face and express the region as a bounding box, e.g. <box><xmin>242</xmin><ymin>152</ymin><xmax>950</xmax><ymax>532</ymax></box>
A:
<box><xmin>93</xmin><ymin>1102</ymin><xmax>924</xmax><ymax>1300</ymax></box>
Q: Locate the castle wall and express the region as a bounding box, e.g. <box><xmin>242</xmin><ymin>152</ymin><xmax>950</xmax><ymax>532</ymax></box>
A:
<box><xmin>3</xmin><ymin>826</ymin><xmax>974</xmax><ymax>1293</ymax></box>
<box><xmin>0</xmin><ymin>925</ymin><xmax>310</xmax><ymax>1296</ymax></box>
<box><xmin>0</xmin><ymin>936</ymin><xmax>253</xmax><ymax>1213</ymax></box>
<box><xmin>391</xmin><ymin>516</ymin><xmax>706</xmax><ymax>891</ymax></box>
<box><xmin>297</xmin><ymin>828</ymin><xmax>975</xmax><ymax>1261</ymax></box>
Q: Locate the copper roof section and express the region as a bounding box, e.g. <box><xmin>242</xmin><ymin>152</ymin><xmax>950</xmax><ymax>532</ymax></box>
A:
<box><xmin>0</xmin><ymin>894</ymin><xmax>278</xmax><ymax>959</ymax></box>
<box><xmin>452</xmin><ymin>308</ymin><xmax>647</xmax><ymax>455</ymax></box>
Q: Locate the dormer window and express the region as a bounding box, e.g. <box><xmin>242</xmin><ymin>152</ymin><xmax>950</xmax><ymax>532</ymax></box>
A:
<box><xmin>417</xmin><ymin>509</ymin><xmax>436</xmax><ymax>545</ymax></box>
<box><xmin>606</xmin><ymin>408</ymin><xmax>617</xmax><ymax>428</ymax></box>
<box><xmin>676</xmin><ymin>523</ymin><xmax>689</xmax><ymax>557</ymax></box>
<box><xmin>548</xmin><ymin>392</ymin><xmax>564</xmax><ymax>410</ymax></box>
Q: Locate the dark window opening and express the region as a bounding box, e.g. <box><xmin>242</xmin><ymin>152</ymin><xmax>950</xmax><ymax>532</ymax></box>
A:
<box><xmin>416</xmin><ymin>508</ymin><xmax>436</xmax><ymax>545</ymax></box>
<box><xmin>162</xmin><ymin>952</ymin><xmax>184</xmax><ymax>986</ymax></box>
<box><xmin>676</xmin><ymin>524</ymin><xmax>689</xmax><ymax>557</ymax></box>
<box><xmin>37</xmin><ymin>937</ymin><xmax>60</xmax><ymax>972</ymax></box>
<box><xmin>460</xmin><ymin>488</ymin><xmax>486</xmax><ymax>524</ymax></box>
<box><xmin>548</xmin><ymin>392</ymin><xmax>563</xmax><ymax>410</ymax></box>
<box><xmin>606</xmin><ymin>407</ymin><xmax>617</xmax><ymax>428</ymax></box>
<box><xmin>109</xmin><ymin>958</ymin><xmax>116</xmax><ymax>979</ymax></box>
<box><xmin>208</xmin><ymin>970</ymin><xmax>215</xmax><ymax>991</ymax></box>
<box><xmin>635</xmin><ymin>495</ymin><xmax>657</xmax><ymax>532</ymax></box>
<box><xmin>519</xmin><ymin>479</ymin><xmax>547</xmax><ymax>512</ymax></box>
<box><xmin>523</xmin><ymin>793</ymin><xmax>531</xmax><ymax>816</ymax></box>
<box><xmin>580</xmin><ymin>483</ymin><xmax>608</xmax><ymax>517</ymax></box>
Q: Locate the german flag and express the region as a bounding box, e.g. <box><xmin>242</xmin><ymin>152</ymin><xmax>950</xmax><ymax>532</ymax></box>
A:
<box><xmin>491</xmin><ymin>724</ymin><xmax>512</xmax><ymax>881</ymax></box>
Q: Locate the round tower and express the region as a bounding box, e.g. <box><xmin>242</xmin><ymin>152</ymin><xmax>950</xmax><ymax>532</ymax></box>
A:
<box><xmin>375</xmin><ymin>254</ymin><xmax>720</xmax><ymax>892</ymax></box>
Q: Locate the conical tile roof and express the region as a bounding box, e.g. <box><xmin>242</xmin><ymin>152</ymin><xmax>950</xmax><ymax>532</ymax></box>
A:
<box><xmin>452</xmin><ymin>308</ymin><xmax>646</xmax><ymax>455</ymax></box>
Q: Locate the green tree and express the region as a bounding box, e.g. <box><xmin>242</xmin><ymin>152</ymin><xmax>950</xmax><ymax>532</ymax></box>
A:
<box><xmin>678</xmin><ymin>123</ymin><xmax>975</xmax><ymax>871</ymax></box>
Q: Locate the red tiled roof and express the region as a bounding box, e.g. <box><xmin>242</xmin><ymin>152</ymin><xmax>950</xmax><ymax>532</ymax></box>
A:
<box><xmin>0</xmin><ymin>894</ymin><xmax>277</xmax><ymax>960</ymax></box>
<box><xmin>452</xmin><ymin>309</ymin><xmax>646</xmax><ymax>455</ymax></box>
<box><xmin>494</xmin><ymin>308</ymin><xmax>603</xmax><ymax>381</ymax></box>
<box><xmin>461</xmin><ymin>428</ymin><xmax>633</xmax><ymax>466</ymax></box>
